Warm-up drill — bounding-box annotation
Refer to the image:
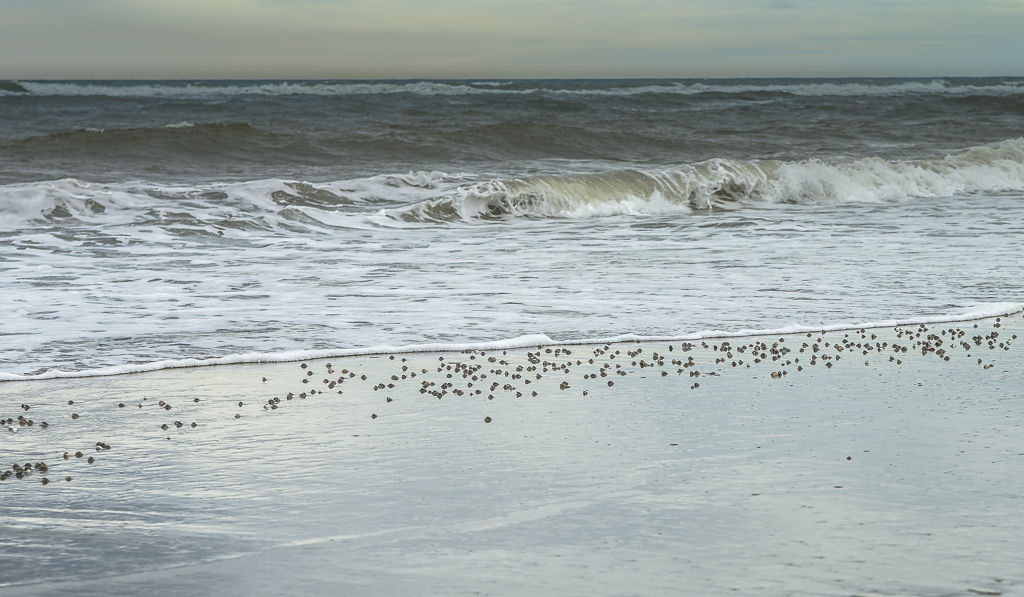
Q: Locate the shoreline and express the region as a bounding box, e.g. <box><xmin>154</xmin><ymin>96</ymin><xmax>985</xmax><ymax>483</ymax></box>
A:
<box><xmin>3</xmin><ymin>303</ymin><xmax>1021</xmax><ymax>383</ymax></box>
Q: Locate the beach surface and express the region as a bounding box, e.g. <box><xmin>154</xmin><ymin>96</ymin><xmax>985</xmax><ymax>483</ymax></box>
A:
<box><xmin>2</xmin><ymin>313</ymin><xmax>1022</xmax><ymax>596</ymax></box>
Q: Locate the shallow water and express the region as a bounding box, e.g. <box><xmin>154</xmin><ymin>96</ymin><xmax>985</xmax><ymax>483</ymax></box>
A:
<box><xmin>3</xmin><ymin>188</ymin><xmax>1023</xmax><ymax>378</ymax></box>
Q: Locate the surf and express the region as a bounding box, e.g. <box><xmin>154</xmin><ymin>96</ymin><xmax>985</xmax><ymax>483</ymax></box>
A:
<box><xmin>391</xmin><ymin>139</ymin><xmax>1024</xmax><ymax>222</ymax></box>
<box><xmin>3</xmin><ymin>139</ymin><xmax>1023</xmax><ymax>231</ymax></box>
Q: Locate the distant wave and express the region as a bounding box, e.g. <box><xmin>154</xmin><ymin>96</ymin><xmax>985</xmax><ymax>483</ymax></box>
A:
<box><xmin>1</xmin><ymin>122</ymin><xmax>278</xmax><ymax>168</ymax></box>
<box><xmin>2</xmin><ymin>303</ymin><xmax>1019</xmax><ymax>382</ymax></box>
<box><xmin>0</xmin><ymin>80</ymin><xmax>29</xmax><ymax>93</ymax></box>
<box><xmin>3</xmin><ymin>79</ymin><xmax>1024</xmax><ymax>99</ymax></box>
<box><xmin>10</xmin><ymin>122</ymin><xmax>258</xmax><ymax>145</ymax></box>
<box><xmin>1</xmin><ymin>119</ymin><xmax>642</xmax><ymax>165</ymax></box>
<box><xmin>2</xmin><ymin>139</ymin><xmax>1023</xmax><ymax>229</ymax></box>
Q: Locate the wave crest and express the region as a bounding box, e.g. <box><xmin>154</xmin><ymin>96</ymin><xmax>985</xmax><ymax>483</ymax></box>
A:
<box><xmin>18</xmin><ymin>122</ymin><xmax>257</xmax><ymax>144</ymax></box>
<box><xmin>392</xmin><ymin>139</ymin><xmax>1024</xmax><ymax>221</ymax></box>
<box><xmin>2</xmin><ymin>140</ymin><xmax>1023</xmax><ymax>230</ymax></box>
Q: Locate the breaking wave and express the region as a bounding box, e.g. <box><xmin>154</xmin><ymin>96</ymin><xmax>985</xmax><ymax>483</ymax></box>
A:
<box><xmin>393</xmin><ymin>139</ymin><xmax>1024</xmax><ymax>221</ymax></box>
<box><xmin>0</xmin><ymin>80</ymin><xmax>29</xmax><ymax>93</ymax></box>
<box><xmin>2</xmin><ymin>140</ymin><xmax>1023</xmax><ymax>231</ymax></box>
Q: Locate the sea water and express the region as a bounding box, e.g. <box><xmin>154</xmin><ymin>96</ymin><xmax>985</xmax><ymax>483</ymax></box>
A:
<box><xmin>2</xmin><ymin>78</ymin><xmax>1024</xmax><ymax>379</ymax></box>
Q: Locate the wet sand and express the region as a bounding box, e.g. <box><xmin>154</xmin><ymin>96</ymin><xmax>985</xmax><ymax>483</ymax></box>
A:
<box><xmin>2</xmin><ymin>313</ymin><xmax>1022</xmax><ymax>597</ymax></box>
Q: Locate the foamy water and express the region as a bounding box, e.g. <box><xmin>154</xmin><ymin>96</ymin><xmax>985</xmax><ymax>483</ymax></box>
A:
<box><xmin>2</xmin><ymin>78</ymin><xmax>1023</xmax><ymax>379</ymax></box>
<box><xmin>2</xmin><ymin>167</ymin><xmax>1023</xmax><ymax>379</ymax></box>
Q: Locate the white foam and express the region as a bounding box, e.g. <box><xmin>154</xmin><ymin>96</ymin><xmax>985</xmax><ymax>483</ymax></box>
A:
<box><xmin>0</xmin><ymin>172</ymin><xmax>472</xmax><ymax>231</ymax></box>
<box><xmin>0</xmin><ymin>178</ymin><xmax>158</xmax><ymax>228</ymax></box>
<box><xmin>2</xmin><ymin>305</ymin><xmax>1019</xmax><ymax>383</ymax></box>
<box><xmin>0</xmin><ymin>335</ymin><xmax>553</xmax><ymax>382</ymax></box>
<box><xmin>766</xmin><ymin>139</ymin><xmax>1024</xmax><ymax>205</ymax></box>
<box><xmin>543</xmin><ymin>302</ymin><xmax>1024</xmax><ymax>346</ymax></box>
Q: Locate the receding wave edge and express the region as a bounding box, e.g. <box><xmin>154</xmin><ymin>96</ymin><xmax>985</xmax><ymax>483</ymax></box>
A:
<box><xmin>2</xmin><ymin>303</ymin><xmax>1020</xmax><ymax>382</ymax></box>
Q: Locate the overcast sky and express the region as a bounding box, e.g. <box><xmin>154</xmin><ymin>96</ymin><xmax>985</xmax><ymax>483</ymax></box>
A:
<box><xmin>2</xmin><ymin>0</ymin><xmax>1022</xmax><ymax>79</ymax></box>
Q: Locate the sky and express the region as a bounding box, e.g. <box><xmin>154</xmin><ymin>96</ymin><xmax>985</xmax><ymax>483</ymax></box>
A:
<box><xmin>2</xmin><ymin>0</ymin><xmax>1023</xmax><ymax>79</ymax></box>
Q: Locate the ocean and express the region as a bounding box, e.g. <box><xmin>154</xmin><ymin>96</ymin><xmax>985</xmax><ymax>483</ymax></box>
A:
<box><xmin>2</xmin><ymin>77</ymin><xmax>1023</xmax><ymax>377</ymax></box>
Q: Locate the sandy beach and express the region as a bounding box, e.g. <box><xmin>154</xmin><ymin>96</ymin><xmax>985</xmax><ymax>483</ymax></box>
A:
<box><xmin>2</xmin><ymin>312</ymin><xmax>1021</xmax><ymax>596</ymax></box>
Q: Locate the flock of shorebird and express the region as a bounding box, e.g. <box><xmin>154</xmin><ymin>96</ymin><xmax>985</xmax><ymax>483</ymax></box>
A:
<box><xmin>2</xmin><ymin>316</ymin><xmax>1016</xmax><ymax>486</ymax></box>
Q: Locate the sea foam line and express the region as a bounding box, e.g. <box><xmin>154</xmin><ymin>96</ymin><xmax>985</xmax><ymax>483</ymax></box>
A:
<box><xmin>5</xmin><ymin>79</ymin><xmax>1024</xmax><ymax>99</ymax></box>
<box><xmin>1</xmin><ymin>303</ymin><xmax>1020</xmax><ymax>383</ymax></box>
